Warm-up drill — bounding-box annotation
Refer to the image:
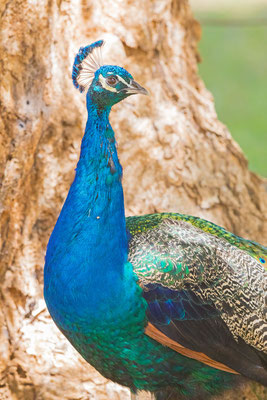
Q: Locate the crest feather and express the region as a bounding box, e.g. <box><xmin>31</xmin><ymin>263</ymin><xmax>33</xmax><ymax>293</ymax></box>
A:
<box><xmin>72</xmin><ymin>40</ymin><xmax>104</xmax><ymax>93</ymax></box>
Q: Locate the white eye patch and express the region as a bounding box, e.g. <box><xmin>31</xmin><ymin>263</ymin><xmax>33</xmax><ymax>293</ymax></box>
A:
<box><xmin>98</xmin><ymin>74</ymin><xmax>117</xmax><ymax>92</ymax></box>
<box><xmin>98</xmin><ymin>73</ymin><xmax>132</xmax><ymax>93</ymax></box>
<box><xmin>116</xmin><ymin>75</ymin><xmax>131</xmax><ymax>88</ymax></box>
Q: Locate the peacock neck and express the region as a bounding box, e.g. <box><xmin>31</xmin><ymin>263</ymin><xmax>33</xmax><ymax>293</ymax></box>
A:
<box><xmin>74</xmin><ymin>97</ymin><xmax>128</xmax><ymax>269</ymax></box>
<box><xmin>45</xmin><ymin>95</ymin><xmax>128</xmax><ymax>290</ymax></box>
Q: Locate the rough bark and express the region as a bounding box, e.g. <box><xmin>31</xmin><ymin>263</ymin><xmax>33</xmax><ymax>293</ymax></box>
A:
<box><xmin>0</xmin><ymin>0</ymin><xmax>266</xmax><ymax>399</ymax></box>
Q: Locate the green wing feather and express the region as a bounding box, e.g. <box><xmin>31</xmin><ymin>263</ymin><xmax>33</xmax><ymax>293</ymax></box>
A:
<box><xmin>126</xmin><ymin>212</ymin><xmax>267</xmax><ymax>266</ymax></box>
<box><xmin>126</xmin><ymin>213</ymin><xmax>267</xmax><ymax>355</ymax></box>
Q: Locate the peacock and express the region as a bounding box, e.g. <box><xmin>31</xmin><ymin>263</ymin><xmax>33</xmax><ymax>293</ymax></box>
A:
<box><xmin>44</xmin><ymin>40</ymin><xmax>267</xmax><ymax>400</ymax></box>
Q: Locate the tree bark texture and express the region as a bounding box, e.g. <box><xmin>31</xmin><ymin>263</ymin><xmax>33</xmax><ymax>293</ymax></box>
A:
<box><xmin>0</xmin><ymin>0</ymin><xmax>266</xmax><ymax>399</ymax></box>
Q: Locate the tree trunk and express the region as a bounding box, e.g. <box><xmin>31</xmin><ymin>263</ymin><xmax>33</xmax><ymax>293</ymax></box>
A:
<box><xmin>0</xmin><ymin>0</ymin><xmax>266</xmax><ymax>399</ymax></box>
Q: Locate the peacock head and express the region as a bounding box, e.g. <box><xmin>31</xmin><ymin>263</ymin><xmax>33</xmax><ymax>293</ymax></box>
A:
<box><xmin>72</xmin><ymin>40</ymin><xmax>148</xmax><ymax>108</ymax></box>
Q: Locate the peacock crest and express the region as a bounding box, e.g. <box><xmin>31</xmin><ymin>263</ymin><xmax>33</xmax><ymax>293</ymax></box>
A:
<box><xmin>72</xmin><ymin>40</ymin><xmax>104</xmax><ymax>93</ymax></box>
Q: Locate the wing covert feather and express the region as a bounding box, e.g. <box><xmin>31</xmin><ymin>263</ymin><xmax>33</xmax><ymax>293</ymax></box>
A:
<box><xmin>126</xmin><ymin>213</ymin><xmax>267</xmax><ymax>383</ymax></box>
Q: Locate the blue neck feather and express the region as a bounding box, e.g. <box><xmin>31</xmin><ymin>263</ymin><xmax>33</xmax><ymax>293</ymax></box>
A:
<box><xmin>44</xmin><ymin>94</ymin><xmax>129</xmax><ymax>329</ymax></box>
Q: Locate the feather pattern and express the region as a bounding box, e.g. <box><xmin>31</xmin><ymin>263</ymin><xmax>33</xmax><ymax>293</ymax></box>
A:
<box><xmin>126</xmin><ymin>213</ymin><xmax>267</xmax><ymax>386</ymax></box>
<box><xmin>127</xmin><ymin>214</ymin><xmax>267</xmax><ymax>352</ymax></box>
<box><xmin>145</xmin><ymin>322</ymin><xmax>238</xmax><ymax>374</ymax></box>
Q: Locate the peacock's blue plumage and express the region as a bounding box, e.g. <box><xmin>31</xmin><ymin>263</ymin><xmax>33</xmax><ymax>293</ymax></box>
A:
<box><xmin>44</xmin><ymin>41</ymin><xmax>267</xmax><ymax>399</ymax></box>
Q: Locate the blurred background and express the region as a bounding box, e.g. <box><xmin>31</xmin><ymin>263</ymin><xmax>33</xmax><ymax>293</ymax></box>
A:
<box><xmin>191</xmin><ymin>0</ymin><xmax>267</xmax><ymax>176</ymax></box>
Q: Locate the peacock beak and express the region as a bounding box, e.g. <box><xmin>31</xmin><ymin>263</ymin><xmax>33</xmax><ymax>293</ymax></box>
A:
<box><xmin>125</xmin><ymin>80</ymin><xmax>148</xmax><ymax>95</ymax></box>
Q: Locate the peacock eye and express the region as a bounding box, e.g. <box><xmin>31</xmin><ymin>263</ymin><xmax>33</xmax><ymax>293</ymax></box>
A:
<box><xmin>106</xmin><ymin>75</ymin><xmax>117</xmax><ymax>86</ymax></box>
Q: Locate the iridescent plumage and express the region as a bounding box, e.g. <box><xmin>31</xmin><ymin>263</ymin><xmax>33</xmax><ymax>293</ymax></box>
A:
<box><xmin>127</xmin><ymin>213</ymin><xmax>267</xmax><ymax>386</ymax></box>
<box><xmin>44</xmin><ymin>41</ymin><xmax>267</xmax><ymax>400</ymax></box>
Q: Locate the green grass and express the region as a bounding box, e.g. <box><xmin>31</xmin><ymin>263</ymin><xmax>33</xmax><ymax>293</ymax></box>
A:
<box><xmin>196</xmin><ymin>14</ymin><xmax>267</xmax><ymax>176</ymax></box>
